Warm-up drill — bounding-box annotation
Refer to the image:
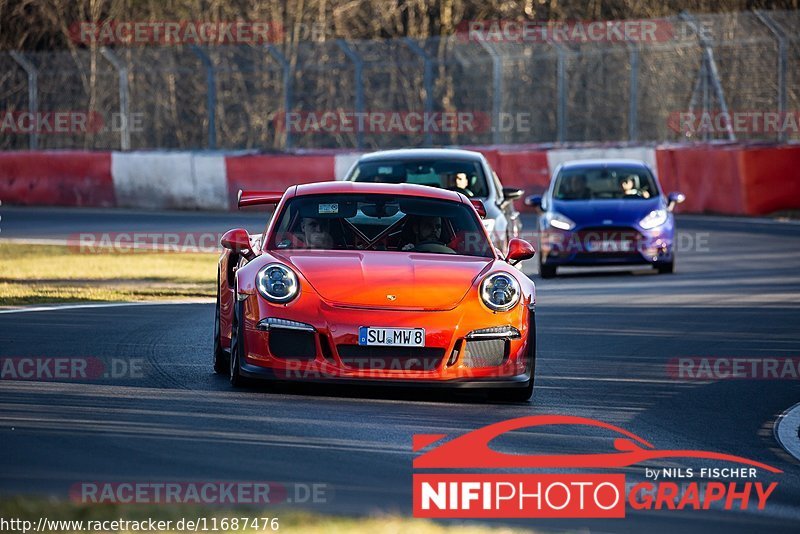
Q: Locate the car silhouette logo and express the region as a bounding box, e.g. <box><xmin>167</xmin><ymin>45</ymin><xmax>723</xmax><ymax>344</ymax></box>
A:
<box><xmin>386</xmin><ymin>294</ymin><xmax>397</xmax><ymax>301</ymax></box>
<box><xmin>413</xmin><ymin>415</ymin><xmax>782</xmax><ymax>471</ymax></box>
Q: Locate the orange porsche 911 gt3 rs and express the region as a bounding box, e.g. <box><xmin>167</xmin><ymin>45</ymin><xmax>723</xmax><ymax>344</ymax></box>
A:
<box><xmin>212</xmin><ymin>182</ymin><xmax>537</xmax><ymax>401</ymax></box>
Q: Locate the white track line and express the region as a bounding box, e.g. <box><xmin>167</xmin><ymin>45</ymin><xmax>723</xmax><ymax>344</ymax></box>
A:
<box><xmin>0</xmin><ymin>300</ymin><xmax>211</xmax><ymax>315</ymax></box>
<box><xmin>0</xmin><ymin>238</ymin><xmax>69</xmax><ymax>246</ymax></box>
<box><xmin>0</xmin><ymin>237</ymin><xmax>222</xmax><ymax>252</ymax></box>
<box><xmin>678</xmin><ymin>214</ymin><xmax>800</xmax><ymax>226</ymax></box>
<box><xmin>774</xmin><ymin>402</ymin><xmax>800</xmax><ymax>462</ymax></box>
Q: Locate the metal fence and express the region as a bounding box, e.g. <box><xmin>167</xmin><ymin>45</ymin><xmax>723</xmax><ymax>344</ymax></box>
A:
<box><xmin>1</xmin><ymin>10</ymin><xmax>798</xmax><ymax>151</ymax></box>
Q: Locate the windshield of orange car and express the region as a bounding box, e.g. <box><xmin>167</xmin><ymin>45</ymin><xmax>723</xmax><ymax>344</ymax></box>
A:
<box><xmin>348</xmin><ymin>159</ymin><xmax>489</xmax><ymax>198</ymax></box>
<box><xmin>554</xmin><ymin>166</ymin><xmax>659</xmax><ymax>201</ymax></box>
<box><xmin>269</xmin><ymin>194</ymin><xmax>494</xmax><ymax>258</ymax></box>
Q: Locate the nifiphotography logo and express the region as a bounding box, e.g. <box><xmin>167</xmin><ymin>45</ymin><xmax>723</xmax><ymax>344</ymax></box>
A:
<box><xmin>412</xmin><ymin>415</ymin><xmax>781</xmax><ymax>518</ymax></box>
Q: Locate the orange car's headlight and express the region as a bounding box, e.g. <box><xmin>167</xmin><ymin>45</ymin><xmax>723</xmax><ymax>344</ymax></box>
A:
<box><xmin>256</xmin><ymin>263</ymin><xmax>299</xmax><ymax>303</ymax></box>
<box><xmin>480</xmin><ymin>273</ymin><xmax>520</xmax><ymax>312</ymax></box>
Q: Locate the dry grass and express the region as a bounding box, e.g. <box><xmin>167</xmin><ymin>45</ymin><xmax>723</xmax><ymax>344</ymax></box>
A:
<box><xmin>0</xmin><ymin>243</ymin><xmax>218</xmax><ymax>306</ymax></box>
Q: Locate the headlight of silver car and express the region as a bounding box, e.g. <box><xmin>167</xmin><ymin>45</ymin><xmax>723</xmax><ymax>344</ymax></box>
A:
<box><xmin>256</xmin><ymin>263</ymin><xmax>299</xmax><ymax>303</ymax></box>
<box><xmin>480</xmin><ymin>273</ymin><xmax>521</xmax><ymax>312</ymax></box>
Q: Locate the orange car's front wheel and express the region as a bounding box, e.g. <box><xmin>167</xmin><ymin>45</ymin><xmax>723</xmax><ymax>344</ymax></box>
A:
<box><xmin>229</xmin><ymin>292</ymin><xmax>246</xmax><ymax>387</ymax></box>
<box><xmin>213</xmin><ymin>271</ymin><xmax>229</xmax><ymax>375</ymax></box>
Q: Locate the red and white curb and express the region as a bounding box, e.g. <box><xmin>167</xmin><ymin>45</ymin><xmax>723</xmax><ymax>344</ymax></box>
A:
<box><xmin>2</xmin><ymin>145</ymin><xmax>800</xmax><ymax>215</ymax></box>
<box><xmin>112</xmin><ymin>152</ymin><xmax>228</xmax><ymax>210</ymax></box>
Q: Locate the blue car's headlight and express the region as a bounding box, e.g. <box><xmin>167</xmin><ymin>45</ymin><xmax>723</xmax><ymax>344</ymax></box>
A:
<box><xmin>546</xmin><ymin>212</ymin><xmax>576</xmax><ymax>231</ymax></box>
<box><xmin>256</xmin><ymin>263</ymin><xmax>299</xmax><ymax>303</ymax></box>
<box><xmin>480</xmin><ymin>273</ymin><xmax>521</xmax><ymax>312</ymax></box>
<box><xmin>639</xmin><ymin>209</ymin><xmax>668</xmax><ymax>230</ymax></box>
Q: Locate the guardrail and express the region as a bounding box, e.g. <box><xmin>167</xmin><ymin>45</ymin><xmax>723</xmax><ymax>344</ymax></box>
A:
<box><xmin>2</xmin><ymin>143</ymin><xmax>798</xmax><ymax>216</ymax></box>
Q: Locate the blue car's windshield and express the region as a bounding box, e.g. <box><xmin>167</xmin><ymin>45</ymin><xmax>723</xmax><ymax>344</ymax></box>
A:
<box><xmin>554</xmin><ymin>166</ymin><xmax>659</xmax><ymax>201</ymax></box>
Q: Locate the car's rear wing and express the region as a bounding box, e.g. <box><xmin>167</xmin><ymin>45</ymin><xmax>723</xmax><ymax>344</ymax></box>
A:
<box><xmin>237</xmin><ymin>190</ymin><xmax>283</xmax><ymax>209</ymax></box>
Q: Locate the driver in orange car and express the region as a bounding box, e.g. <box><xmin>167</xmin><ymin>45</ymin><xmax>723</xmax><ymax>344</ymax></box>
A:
<box><xmin>401</xmin><ymin>216</ymin><xmax>443</xmax><ymax>251</ymax></box>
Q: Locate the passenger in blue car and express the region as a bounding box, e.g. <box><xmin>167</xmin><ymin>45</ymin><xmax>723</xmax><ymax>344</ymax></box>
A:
<box><xmin>560</xmin><ymin>174</ymin><xmax>592</xmax><ymax>200</ymax></box>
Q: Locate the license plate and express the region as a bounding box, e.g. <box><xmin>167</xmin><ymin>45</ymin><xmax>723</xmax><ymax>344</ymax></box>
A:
<box><xmin>587</xmin><ymin>239</ymin><xmax>632</xmax><ymax>252</ymax></box>
<box><xmin>358</xmin><ymin>327</ymin><xmax>425</xmax><ymax>347</ymax></box>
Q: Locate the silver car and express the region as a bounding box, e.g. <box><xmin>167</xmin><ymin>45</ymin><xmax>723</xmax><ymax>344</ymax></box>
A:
<box><xmin>343</xmin><ymin>148</ymin><xmax>523</xmax><ymax>253</ymax></box>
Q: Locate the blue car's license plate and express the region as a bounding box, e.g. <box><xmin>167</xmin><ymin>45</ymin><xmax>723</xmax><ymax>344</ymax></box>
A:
<box><xmin>587</xmin><ymin>239</ymin><xmax>633</xmax><ymax>252</ymax></box>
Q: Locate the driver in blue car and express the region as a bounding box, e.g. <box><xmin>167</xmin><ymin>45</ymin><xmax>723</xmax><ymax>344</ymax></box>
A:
<box><xmin>620</xmin><ymin>175</ymin><xmax>651</xmax><ymax>198</ymax></box>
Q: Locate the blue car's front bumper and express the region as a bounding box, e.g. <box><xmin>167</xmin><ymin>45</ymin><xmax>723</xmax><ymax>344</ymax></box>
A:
<box><xmin>539</xmin><ymin>224</ymin><xmax>675</xmax><ymax>267</ymax></box>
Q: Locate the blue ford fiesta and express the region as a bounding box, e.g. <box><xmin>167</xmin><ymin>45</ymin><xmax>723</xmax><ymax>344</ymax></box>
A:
<box><xmin>526</xmin><ymin>159</ymin><xmax>685</xmax><ymax>278</ymax></box>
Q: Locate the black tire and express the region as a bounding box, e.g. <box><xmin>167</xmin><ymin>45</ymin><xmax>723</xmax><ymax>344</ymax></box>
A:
<box><xmin>656</xmin><ymin>260</ymin><xmax>675</xmax><ymax>274</ymax></box>
<box><xmin>212</xmin><ymin>273</ymin><xmax>229</xmax><ymax>374</ymax></box>
<box><xmin>539</xmin><ymin>262</ymin><xmax>557</xmax><ymax>279</ymax></box>
<box><xmin>229</xmin><ymin>298</ymin><xmax>245</xmax><ymax>387</ymax></box>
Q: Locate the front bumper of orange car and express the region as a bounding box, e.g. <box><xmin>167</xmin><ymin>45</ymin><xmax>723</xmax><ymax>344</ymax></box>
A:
<box><xmin>236</xmin><ymin>295</ymin><xmax>535</xmax><ymax>389</ymax></box>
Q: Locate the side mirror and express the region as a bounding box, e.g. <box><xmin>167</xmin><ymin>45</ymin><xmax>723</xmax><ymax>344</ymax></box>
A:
<box><xmin>470</xmin><ymin>199</ymin><xmax>487</xmax><ymax>218</ymax></box>
<box><xmin>221</xmin><ymin>228</ymin><xmax>253</xmax><ymax>257</ymax></box>
<box><xmin>502</xmin><ymin>187</ymin><xmax>524</xmax><ymax>202</ymax></box>
<box><xmin>667</xmin><ymin>191</ymin><xmax>686</xmax><ymax>211</ymax></box>
<box><xmin>524</xmin><ymin>195</ymin><xmax>543</xmax><ymax>209</ymax></box>
<box><xmin>506</xmin><ymin>238</ymin><xmax>536</xmax><ymax>265</ymax></box>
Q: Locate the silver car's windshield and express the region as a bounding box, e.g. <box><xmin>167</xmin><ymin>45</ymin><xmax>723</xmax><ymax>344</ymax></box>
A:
<box><xmin>348</xmin><ymin>159</ymin><xmax>489</xmax><ymax>198</ymax></box>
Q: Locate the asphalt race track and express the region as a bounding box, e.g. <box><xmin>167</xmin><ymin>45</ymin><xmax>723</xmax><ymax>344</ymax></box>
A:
<box><xmin>1</xmin><ymin>207</ymin><xmax>800</xmax><ymax>533</ymax></box>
